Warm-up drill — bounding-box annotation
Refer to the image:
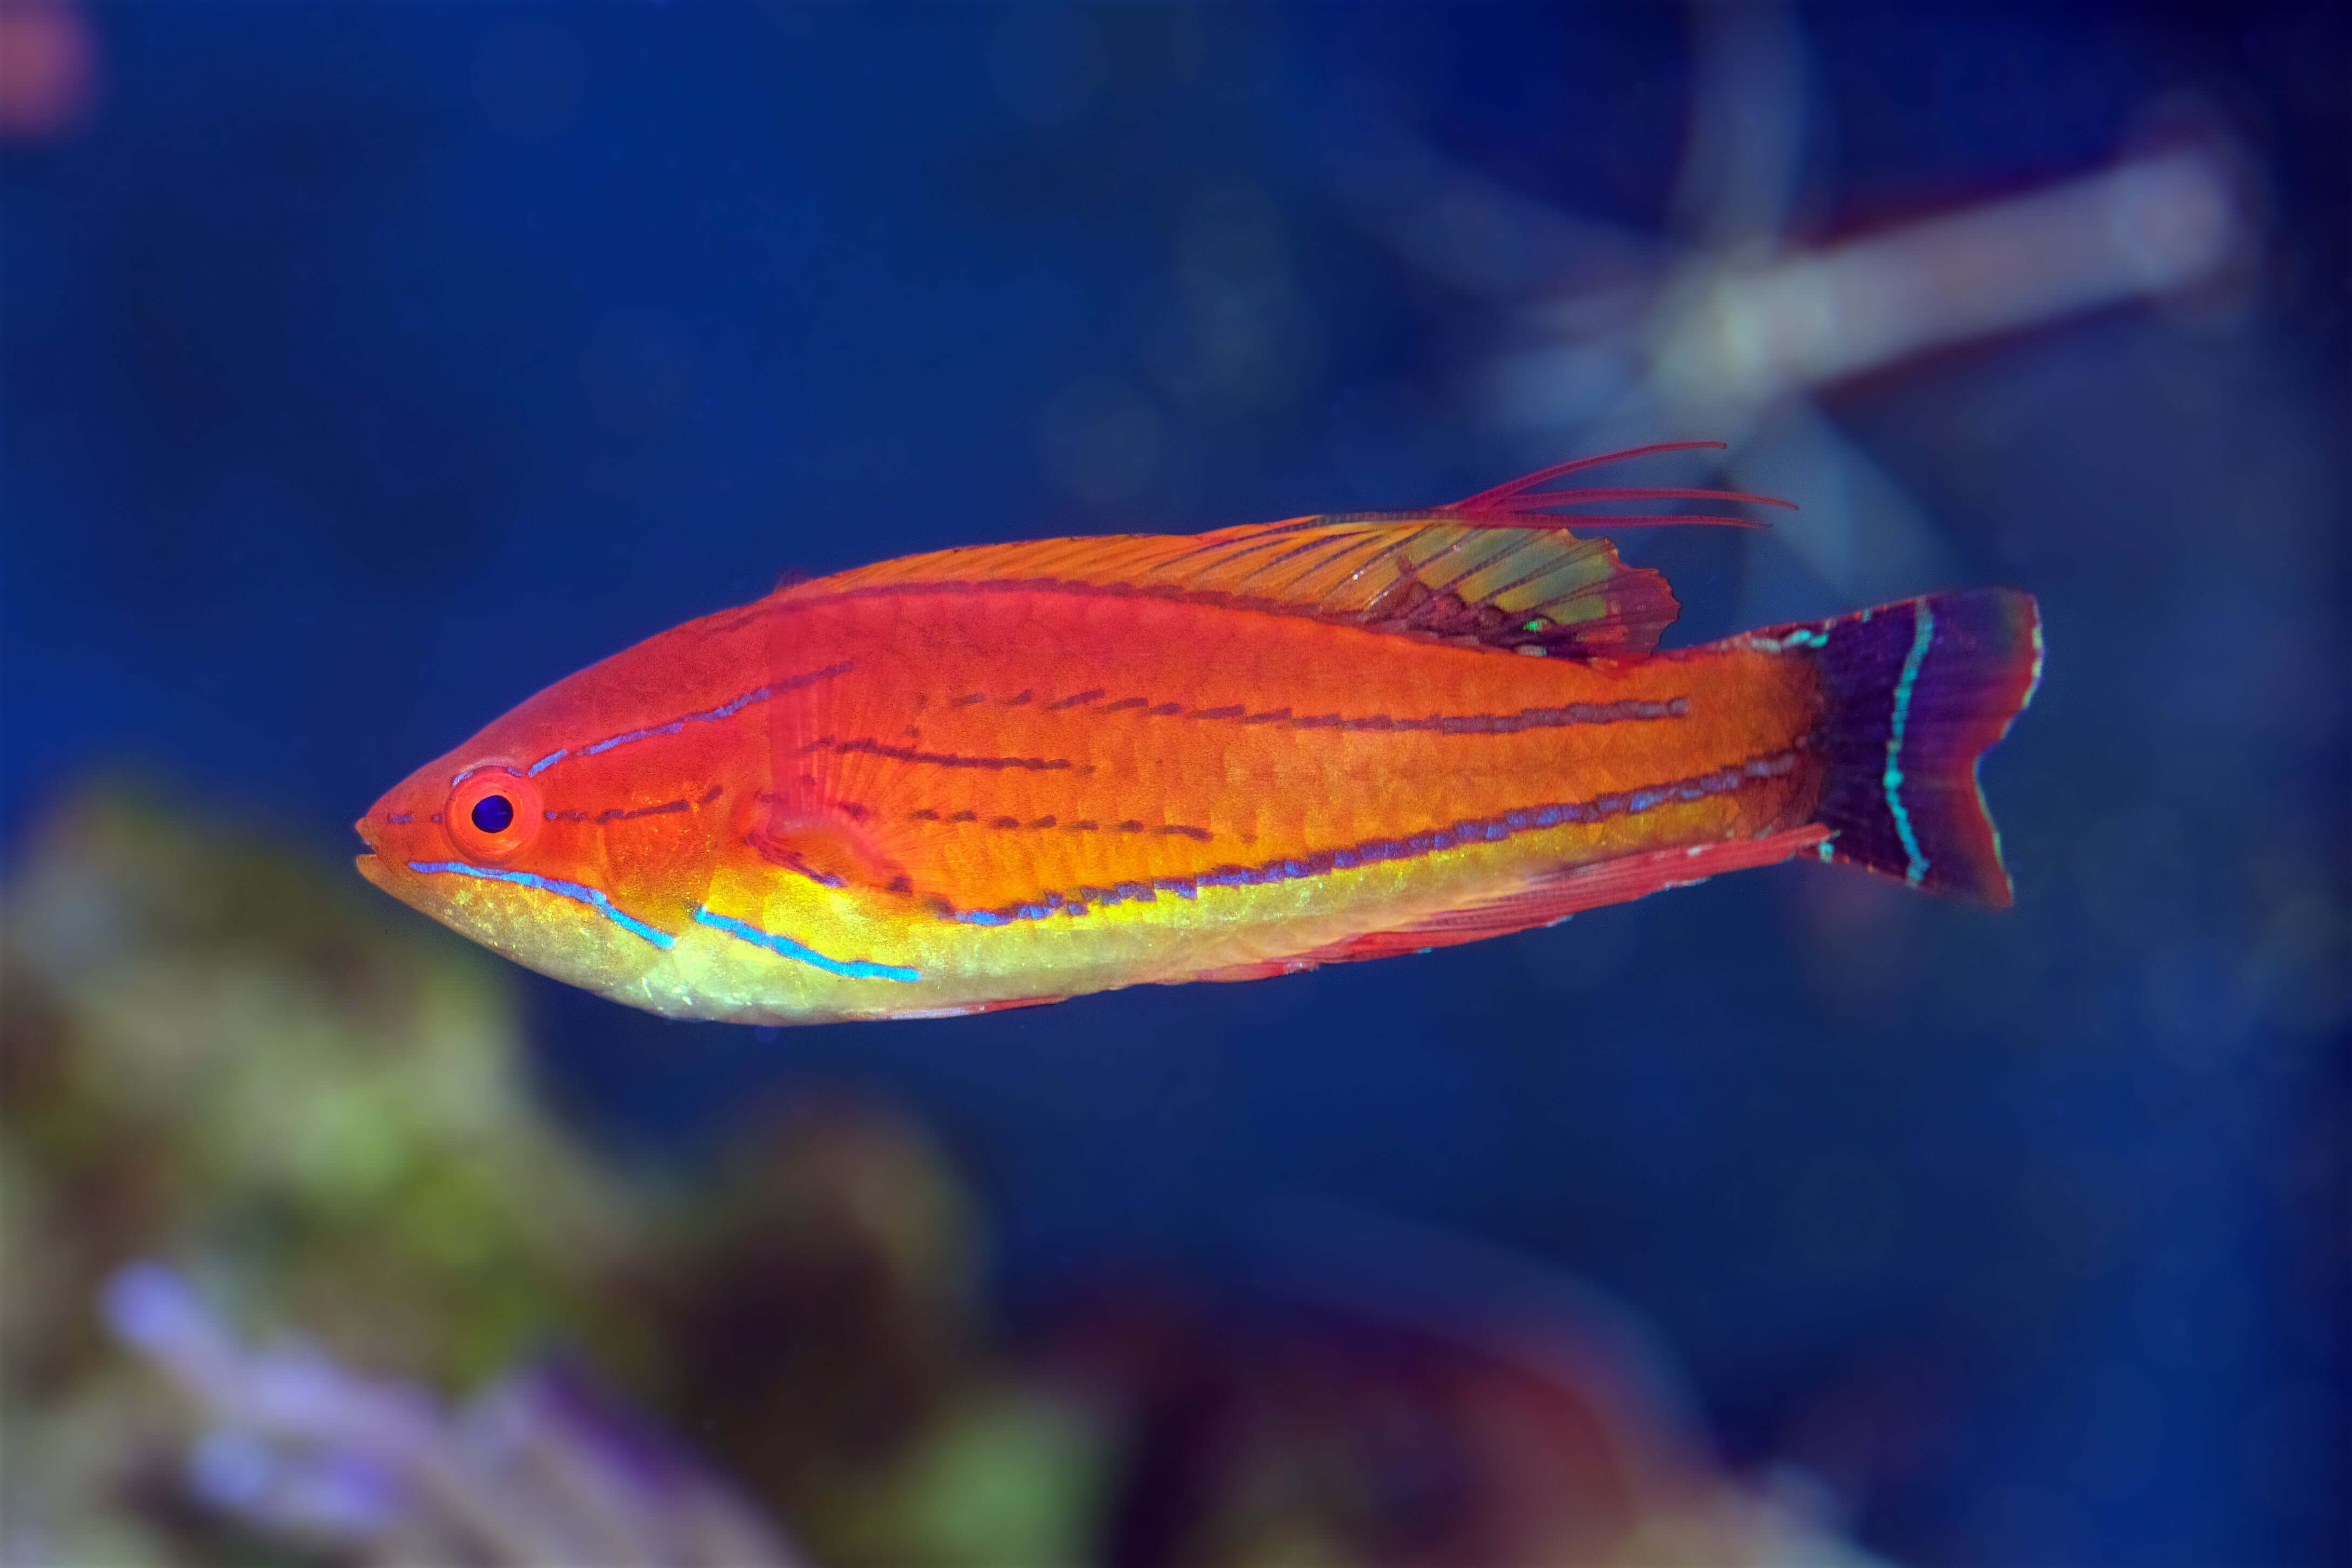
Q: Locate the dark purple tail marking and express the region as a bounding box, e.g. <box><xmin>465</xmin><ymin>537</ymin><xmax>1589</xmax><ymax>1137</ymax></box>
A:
<box><xmin>1800</xmin><ymin>587</ymin><xmax>2042</xmax><ymax>906</ymax></box>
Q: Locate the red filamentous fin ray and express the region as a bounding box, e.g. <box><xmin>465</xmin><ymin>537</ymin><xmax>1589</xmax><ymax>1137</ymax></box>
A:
<box><xmin>1438</xmin><ymin>510</ymin><xmax>1772</xmax><ymax>531</ymax></box>
<box><xmin>1502</xmin><ymin>486</ymin><xmax>1795</xmax><ymax>507</ymax></box>
<box><xmin>1456</xmin><ymin>440</ymin><xmax>1731</xmax><ymax>505</ymax></box>
<box><xmin>1447</xmin><ymin>440</ymin><xmax>1795</xmax><ymax>529</ymax></box>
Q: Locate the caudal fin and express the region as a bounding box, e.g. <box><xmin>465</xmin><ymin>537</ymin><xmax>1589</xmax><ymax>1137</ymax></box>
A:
<box><xmin>1801</xmin><ymin>588</ymin><xmax>2042</xmax><ymax>906</ymax></box>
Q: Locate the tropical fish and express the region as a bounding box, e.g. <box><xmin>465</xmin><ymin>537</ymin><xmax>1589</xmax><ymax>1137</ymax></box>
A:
<box><xmin>356</xmin><ymin>443</ymin><xmax>2041</xmax><ymax>1024</ymax></box>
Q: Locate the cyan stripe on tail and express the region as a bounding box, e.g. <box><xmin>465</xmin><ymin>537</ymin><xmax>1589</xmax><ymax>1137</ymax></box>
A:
<box><xmin>1800</xmin><ymin>588</ymin><xmax>2042</xmax><ymax>906</ymax></box>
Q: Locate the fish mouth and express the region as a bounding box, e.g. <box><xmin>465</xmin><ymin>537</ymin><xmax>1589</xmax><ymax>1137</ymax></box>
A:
<box><xmin>353</xmin><ymin>819</ymin><xmax>390</xmax><ymax>893</ymax></box>
<box><xmin>353</xmin><ymin>846</ymin><xmax>397</xmax><ymax>899</ymax></box>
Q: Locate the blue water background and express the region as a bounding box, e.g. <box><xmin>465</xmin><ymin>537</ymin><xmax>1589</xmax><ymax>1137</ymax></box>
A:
<box><xmin>3</xmin><ymin>5</ymin><xmax>2343</xmax><ymax>1564</ymax></box>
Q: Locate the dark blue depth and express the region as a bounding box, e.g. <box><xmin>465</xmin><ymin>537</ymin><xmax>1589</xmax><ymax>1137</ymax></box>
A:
<box><xmin>3</xmin><ymin>6</ymin><xmax>2343</xmax><ymax>1566</ymax></box>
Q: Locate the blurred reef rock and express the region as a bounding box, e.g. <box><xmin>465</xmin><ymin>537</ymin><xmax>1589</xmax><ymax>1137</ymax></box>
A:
<box><xmin>3</xmin><ymin>785</ymin><xmax>1889</xmax><ymax>1566</ymax></box>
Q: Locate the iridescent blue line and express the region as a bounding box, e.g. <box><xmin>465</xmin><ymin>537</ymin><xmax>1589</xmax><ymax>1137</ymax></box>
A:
<box><xmin>572</xmin><ymin>662</ymin><xmax>854</xmax><ymax>763</ymax></box>
<box><xmin>1884</xmin><ymin>602</ymin><xmax>1935</xmax><ymax>886</ymax></box>
<box><xmin>691</xmin><ymin>907</ymin><xmax>920</xmax><ymax>982</ymax></box>
<box><xmin>448</xmin><ymin>662</ymin><xmax>855</xmax><ymax>786</ymax></box>
<box><xmin>581</xmin><ymin>686</ymin><xmax>769</xmax><ymax>758</ymax></box>
<box><xmin>405</xmin><ymin>861</ymin><xmax>677</xmax><ymax>948</ymax></box>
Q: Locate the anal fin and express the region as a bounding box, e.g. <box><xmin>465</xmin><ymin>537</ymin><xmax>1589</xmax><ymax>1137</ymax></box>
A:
<box><xmin>1195</xmin><ymin>827</ymin><xmax>1830</xmax><ymax>980</ymax></box>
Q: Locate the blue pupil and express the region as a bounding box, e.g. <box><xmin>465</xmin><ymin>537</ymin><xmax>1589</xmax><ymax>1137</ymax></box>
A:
<box><xmin>471</xmin><ymin>794</ymin><xmax>515</xmax><ymax>834</ymax></box>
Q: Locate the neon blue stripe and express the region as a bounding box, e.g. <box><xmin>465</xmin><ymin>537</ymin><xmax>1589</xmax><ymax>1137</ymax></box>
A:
<box><xmin>470</xmin><ymin>663</ymin><xmax>852</xmax><ymax>783</ymax></box>
<box><xmin>1884</xmin><ymin>602</ymin><xmax>1935</xmax><ymax>886</ymax></box>
<box><xmin>578</xmin><ymin>682</ymin><xmax>776</xmax><ymax>759</ymax></box>
<box><xmin>405</xmin><ymin>861</ymin><xmax>677</xmax><ymax>948</ymax></box>
<box><xmin>692</xmin><ymin>907</ymin><xmax>920</xmax><ymax>982</ymax></box>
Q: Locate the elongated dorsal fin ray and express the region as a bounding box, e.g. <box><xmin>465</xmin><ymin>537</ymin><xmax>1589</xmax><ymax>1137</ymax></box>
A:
<box><xmin>1449</xmin><ymin>440</ymin><xmax>1794</xmax><ymax>527</ymax></box>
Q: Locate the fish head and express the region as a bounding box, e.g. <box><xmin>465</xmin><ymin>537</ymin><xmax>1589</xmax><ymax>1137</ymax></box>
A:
<box><xmin>356</xmin><ymin>633</ymin><xmax>769</xmax><ymax>1005</ymax></box>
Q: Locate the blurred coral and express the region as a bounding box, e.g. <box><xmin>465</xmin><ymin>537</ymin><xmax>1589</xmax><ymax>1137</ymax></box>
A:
<box><xmin>1</xmin><ymin>786</ymin><xmax>647</xmax><ymax>1562</ymax></box>
<box><xmin>2</xmin><ymin>785</ymin><xmax>1898</xmax><ymax>1566</ymax></box>
<box><xmin>0</xmin><ymin>787</ymin><xmax>1099</xmax><ymax>1567</ymax></box>
<box><xmin>100</xmin><ymin>1261</ymin><xmax>799</xmax><ymax>1567</ymax></box>
<box><xmin>620</xmin><ymin>1101</ymin><xmax>1108</xmax><ymax>1568</ymax></box>
<box><xmin>1050</xmin><ymin>1219</ymin><xmax>1893</xmax><ymax>1568</ymax></box>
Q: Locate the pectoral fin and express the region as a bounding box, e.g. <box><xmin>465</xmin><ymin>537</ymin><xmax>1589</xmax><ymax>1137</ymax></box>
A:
<box><xmin>747</xmin><ymin>809</ymin><xmax>911</xmax><ymax>894</ymax></box>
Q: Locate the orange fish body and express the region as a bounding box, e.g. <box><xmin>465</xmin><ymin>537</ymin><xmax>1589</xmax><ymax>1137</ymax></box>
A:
<box><xmin>358</xmin><ymin>447</ymin><xmax>2041</xmax><ymax>1023</ymax></box>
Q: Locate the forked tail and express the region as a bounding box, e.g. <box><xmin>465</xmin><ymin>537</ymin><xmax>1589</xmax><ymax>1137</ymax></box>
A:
<box><xmin>1796</xmin><ymin>588</ymin><xmax>2043</xmax><ymax>906</ymax></box>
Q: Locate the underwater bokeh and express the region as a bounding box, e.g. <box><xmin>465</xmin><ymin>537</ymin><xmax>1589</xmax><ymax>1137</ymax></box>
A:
<box><xmin>2</xmin><ymin>5</ymin><xmax>2343</xmax><ymax>1565</ymax></box>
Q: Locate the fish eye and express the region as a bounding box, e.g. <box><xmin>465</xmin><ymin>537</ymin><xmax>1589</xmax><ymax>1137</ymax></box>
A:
<box><xmin>446</xmin><ymin>767</ymin><xmax>543</xmax><ymax>863</ymax></box>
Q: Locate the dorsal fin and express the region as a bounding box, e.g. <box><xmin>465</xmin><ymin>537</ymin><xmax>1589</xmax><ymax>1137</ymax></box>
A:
<box><xmin>794</xmin><ymin>445</ymin><xmax>1787</xmax><ymax>660</ymax></box>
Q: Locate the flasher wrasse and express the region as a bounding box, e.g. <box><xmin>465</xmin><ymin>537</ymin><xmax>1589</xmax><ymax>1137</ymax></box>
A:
<box><xmin>357</xmin><ymin>444</ymin><xmax>2042</xmax><ymax>1024</ymax></box>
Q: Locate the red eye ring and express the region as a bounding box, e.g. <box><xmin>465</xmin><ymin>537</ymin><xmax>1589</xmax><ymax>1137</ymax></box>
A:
<box><xmin>446</xmin><ymin>767</ymin><xmax>544</xmax><ymax>863</ymax></box>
